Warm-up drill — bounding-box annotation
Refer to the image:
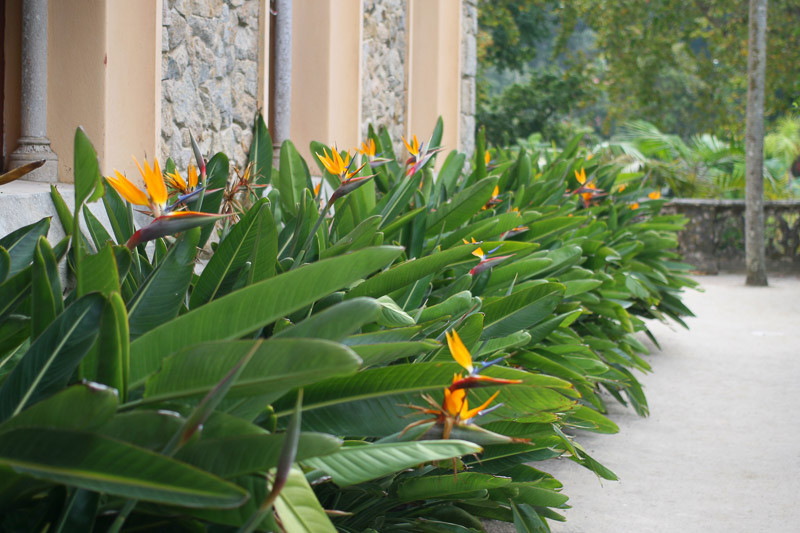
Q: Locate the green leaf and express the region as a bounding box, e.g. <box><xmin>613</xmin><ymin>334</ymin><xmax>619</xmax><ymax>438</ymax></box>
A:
<box><xmin>376</xmin><ymin>295</ymin><xmax>416</xmax><ymax>326</ymax></box>
<box><xmin>0</xmin><ymin>218</ymin><xmax>50</xmax><ymax>277</ymax></box>
<box><xmin>481</xmin><ymin>283</ymin><xmax>565</xmax><ymax>339</ymax></box>
<box><xmin>73</xmin><ymin>127</ymin><xmax>104</xmax><ymax>208</ymax></box>
<box><xmin>80</xmin><ymin>292</ymin><xmax>130</xmax><ymax>400</ymax></box>
<box><xmin>191</xmin><ymin>200</ymin><xmax>272</xmax><ymax>308</ymax></box>
<box><xmin>102</xmin><ymin>184</ymin><xmax>135</xmax><ymax>244</ymax></box>
<box><xmin>195</xmin><ymin>152</ymin><xmax>230</xmax><ymax>246</ymax></box>
<box><xmin>248</xmin><ymin>112</ymin><xmax>273</xmax><ymax>184</ymax></box>
<box><xmin>510</xmin><ymin>501</ymin><xmax>547</xmax><ymax>533</ymax></box>
<box><xmin>82</xmin><ymin>205</ymin><xmax>114</xmax><ymax>250</ymax></box>
<box><xmin>0</xmin><ymin>427</ymin><xmax>248</xmax><ymax>508</ymax></box>
<box><xmin>273</xmin><ymin>363</ymin><xmax>574</xmax><ymax>436</ymax></box>
<box><xmin>0</xmin><ymin>382</ymin><xmax>118</xmax><ymax>435</ymax></box>
<box><xmin>0</xmin><ymin>316</ymin><xmax>29</xmax><ymax>361</ymax></box>
<box><xmin>273</xmin><ymin>297</ymin><xmax>381</xmax><ymax>341</ymax></box>
<box><xmin>129</xmin><ymin>246</ymin><xmax>402</xmax><ymax>385</ymax></box>
<box><xmin>0</xmin><ymin>266</ymin><xmax>32</xmax><ymax>320</ymax></box>
<box><xmin>77</xmin><ymin>243</ymin><xmax>119</xmax><ymax>297</ymax></box>
<box><xmin>347</xmin><ymin>244</ymin><xmax>477</xmax><ymax>299</ymax></box>
<box><xmin>0</xmin><ymin>293</ymin><xmax>105</xmax><ymax>423</ymax></box>
<box><xmin>142</xmin><ymin>338</ymin><xmax>362</xmax><ymax>406</ymax></box>
<box><xmin>351</xmin><ymin>340</ymin><xmax>440</xmax><ymax>367</ymax></box>
<box><xmin>277</xmin><ymin>140</ymin><xmax>308</xmax><ymax>216</ymax></box>
<box><xmin>126</xmin><ymin>228</ymin><xmax>200</xmax><ymax>337</ymax></box>
<box><xmin>425</xmin><ymin>177</ymin><xmax>499</xmax><ymax>234</ymax></box>
<box><xmin>273</xmin><ymin>467</ymin><xmax>336</xmax><ymax>533</ymax></box>
<box><xmin>31</xmin><ymin>237</ymin><xmax>63</xmax><ymax>339</ymax></box>
<box><xmin>0</xmin><ymin>247</ymin><xmax>9</xmax><ymax>283</ymax></box>
<box><xmin>176</xmin><ymin>432</ymin><xmax>340</xmax><ymax>478</ymax></box>
<box><xmin>397</xmin><ymin>472</ymin><xmax>511</xmax><ymax>501</ymax></box>
<box><xmin>303</xmin><ymin>440</ymin><xmax>480</xmax><ymax>486</ymax></box>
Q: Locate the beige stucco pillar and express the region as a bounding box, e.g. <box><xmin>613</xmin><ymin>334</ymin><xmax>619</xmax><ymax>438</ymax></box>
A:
<box><xmin>407</xmin><ymin>0</ymin><xmax>462</xmax><ymax>158</ymax></box>
<box><xmin>291</xmin><ymin>0</ymin><xmax>362</xmax><ymax>162</ymax></box>
<box><xmin>3</xmin><ymin>1</ymin><xmax>162</xmax><ymax>184</ymax></box>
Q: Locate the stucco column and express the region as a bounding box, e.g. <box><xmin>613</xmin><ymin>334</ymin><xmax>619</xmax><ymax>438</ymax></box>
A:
<box><xmin>8</xmin><ymin>0</ymin><xmax>58</xmax><ymax>182</ymax></box>
<box><xmin>273</xmin><ymin>0</ymin><xmax>293</xmax><ymax>160</ymax></box>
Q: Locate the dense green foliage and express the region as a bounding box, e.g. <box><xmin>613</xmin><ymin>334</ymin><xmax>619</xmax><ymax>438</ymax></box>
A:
<box><xmin>479</xmin><ymin>0</ymin><xmax>800</xmax><ymax>142</ymax></box>
<box><xmin>601</xmin><ymin>117</ymin><xmax>800</xmax><ymax>199</ymax></box>
<box><xmin>0</xmin><ymin>117</ymin><xmax>695</xmax><ymax>532</ymax></box>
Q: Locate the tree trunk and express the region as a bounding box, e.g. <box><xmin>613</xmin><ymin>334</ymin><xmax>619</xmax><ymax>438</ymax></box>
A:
<box><xmin>745</xmin><ymin>0</ymin><xmax>768</xmax><ymax>286</ymax></box>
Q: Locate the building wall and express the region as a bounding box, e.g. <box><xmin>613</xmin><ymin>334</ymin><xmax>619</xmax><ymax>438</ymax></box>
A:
<box><xmin>2</xmin><ymin>1</ymin><xmax>475</xmax><ymax>186</ymax></box>
<box><xmin>361</xmin><ymin>0</ymin><xmax>407</xmax><ymax>157</ymax></box>
<box><xmin>161</xmin><ymin>0</ymin><xmax>262</xmax><ymax>172</ymax></box>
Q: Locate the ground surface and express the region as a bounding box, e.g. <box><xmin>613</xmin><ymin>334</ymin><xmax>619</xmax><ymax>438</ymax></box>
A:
<box><xmin>486</xmin><ymin>274</ymin><xmax>800</xmax><ymax>533</ymax></box>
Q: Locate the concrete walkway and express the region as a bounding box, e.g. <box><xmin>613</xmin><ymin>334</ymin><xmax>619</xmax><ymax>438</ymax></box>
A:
<box><xmin>539</xmin><ymin>274</ymin><xmax>800</xmax><ymax>532</ymax></box>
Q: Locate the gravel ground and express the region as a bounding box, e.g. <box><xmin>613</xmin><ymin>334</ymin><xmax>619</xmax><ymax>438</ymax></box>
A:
<box><xmin>485</xmin><ymin>273</ymin><xmax>800</xmax><ymax>533</ymax></box>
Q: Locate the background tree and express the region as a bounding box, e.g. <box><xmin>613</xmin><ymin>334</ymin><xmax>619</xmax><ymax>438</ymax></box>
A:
<box><xmin>557</xmin><ymin>0</ymin><xmax>800</xmax><ymax>140</ymax></box>
<box><xmin>745</xmin><ymin>0</ymin><xmax>768</xmax><ymax>286</ymax></box>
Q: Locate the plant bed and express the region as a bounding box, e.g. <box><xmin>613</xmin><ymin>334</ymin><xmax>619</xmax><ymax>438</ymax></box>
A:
<box><xmin>0</xmin><ymin>118</ymin><xmax>696</xmax><ymax>532</ymax></box>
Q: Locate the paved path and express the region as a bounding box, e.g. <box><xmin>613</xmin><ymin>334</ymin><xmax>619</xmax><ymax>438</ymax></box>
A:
<box><xmin>488</xmin><ymin>274</ymin><xmax>800</xmax><ymax>532</ymax></box>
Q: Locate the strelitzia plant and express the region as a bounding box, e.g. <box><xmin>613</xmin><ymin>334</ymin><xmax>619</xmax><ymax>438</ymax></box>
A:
<box><xmin>105</xmin><ymin>157</ymin><xmax>223</xmax><ymax>248</ymax></box>
<box><xmin>401</xmin><ymin>330</ymin><xmax>523</xmax><ymax>444</ymax></box>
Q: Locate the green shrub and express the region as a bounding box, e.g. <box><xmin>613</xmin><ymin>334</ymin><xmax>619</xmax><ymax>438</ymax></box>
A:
<box><xmin>0</xmin><ymin>117</ymin><xmax>695</xmax><ymax>532</ymax></box>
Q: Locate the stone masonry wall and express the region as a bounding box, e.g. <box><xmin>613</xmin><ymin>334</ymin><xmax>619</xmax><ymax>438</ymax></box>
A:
<box><xmin>459</xmin><ymin>0</ymin><xmax>477</xmax><ymax>158</ymax></box>
<box><xmin>361</xmin><ymin>0</ymin><xmax>407</xmax><ymax>157</ymax></box>
<box><xmin>161</xmin><ymin>0</ymin><xmax>260</xmax><ymax>172</ymax></box>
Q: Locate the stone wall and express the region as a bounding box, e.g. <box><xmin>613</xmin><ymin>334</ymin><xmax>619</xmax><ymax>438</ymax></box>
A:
<box><xmin>662</xmin><ymin>199</ymin><xmax>800</xmax><ymax>273</ymax></box>
<box><xmin>459</xmin><ymin>0</ymin><xmax>478</xmax><ymax>158</ymax></box>
<box><xmin>361</xmin><ymin>0</ymin><xmax>407</xmax><ymax>157</ymax></box>
<box><xmin>161</xmin><ymin>0</ymin><xmax>260</xmax><ymax>172</ymax></box>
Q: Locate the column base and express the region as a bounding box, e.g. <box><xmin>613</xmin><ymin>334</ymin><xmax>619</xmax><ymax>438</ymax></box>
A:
<box><xmin>7</xmin><ymin>136</ymin><xmax>59</xmax><ymax>183</ymax></box>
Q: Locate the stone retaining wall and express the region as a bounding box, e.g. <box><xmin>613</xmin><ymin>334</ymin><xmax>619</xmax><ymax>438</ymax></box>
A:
<box><xmin>663</xmin><ymin>199</ymin><xmax>800</xmax><ymax>273</ymax></box>
<box><xmin>161</xmin><ymin>0</ymin><xmax>260</xmax><ymax>172</ymax></box>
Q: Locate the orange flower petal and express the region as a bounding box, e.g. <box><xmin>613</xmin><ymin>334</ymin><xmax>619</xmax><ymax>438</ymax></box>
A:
<box><xmin>188</xmin><ymin>164</ymin><xmax>199</xmax><ymax>189</ymax></box>
<box><xmin>445</xmin><ymin>330</ymin><xmax>474</xmax><ymax>374</ymax></box>
<box><xmin>649</xmin><ymin>190</ymin><xmax>661</xmax><ymax>200</ymax></box>
<box><xmin>106</xmin><ymin>171</ymin><xmax>149</xmax><ymax>206</ymax></box>
<box><xmin>462</xmin><ymin>390</ymin><xmax>500</xmax><ymax>420</ymax></box>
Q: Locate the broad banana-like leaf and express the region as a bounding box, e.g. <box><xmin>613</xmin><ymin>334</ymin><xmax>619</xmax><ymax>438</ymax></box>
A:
<box><xmin>481</xmin><ymin>283</ymin><xmax>565</xmax><ymax>339</ymax></box>
<box><xmin>77</xmin><ymin>243</ymin><xmax>119</xmax><ymax>297</ymax></box>
<box><xmin>0</xmin><ymin>293</ymin><xmax>105</xmax><ymax>423</ymax></box>
<box><xmin>0</xmin><ymin>217</ymin><xmax>50</xmax><ymax>277</ymax></box>
<box><xmin>273</xmin><ymin>467</ymin><xmax>336</xmax><ymax>533</ymax></box>
<box><xmin>191</xmin><ymin>199</ymin><xmax>272</xmax><ymax>308</ymax></box>
<box><xmin>127</xmin><ymin>227</ymin><xmax>200</xmax><ymax>338</ymax></box>
<box><xmin>248</xmin><ymin>112</ymin><xmax>273</xmax><ymax>184</ymax></box>
<box><xmin>347</xmin><ymin>244</ymin><xmax>478</xmax><ymax>299</ymax></box>
<box><xmin>0</xmin><ymin>382</ymin><xmax>117</xmax><ymax>435</ymax></box>
<box><xmin>277</xmin><ymin>140</ymin><xmax>308</xmax><ymax>216</ymax></box>
<box><xmin>273</xmin><ymin>297</ymin><xmax>381</xmax><ymax>341</ymax></box>
<box><xmin>397</xmin><ymin>472</ymin><xmax>512</xmax><ymax>501</ymax></box>
<box><xmin>272</xmin><ymin>363</ymin><xmax>574</xmax><ymax>437</ymax></box>
<box><xmin>129</xmin><ymin>246</ymin><xmax>402</xmax><ymax>385</ymax></box>
<box><xmin>30</xmin><ymin>237</ymin><xmax>63</xmax><ymax>339</ymax></box>
<box><xmin>303</xmin><ymin>440</ymin><xmax>480</xmax><ymax>486</ymax></box>
<box><xmin>175</xmin><ymin>432</ymin><xmax>341</xmax><ymax>478</ymax></box>
<box><xmin>142</xmin><ymin>338</ymin><xmax>361</xmax><ymax>406</ymax></box>
<box><xmin>0</xmin><ymin>427</ymin><xmax>248</xmax><ymax>508</ymax></box>
<box><xmin>425</xmin><ymin>177</ymin><xmax>499</xmax><ymax>234</ymax></box>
